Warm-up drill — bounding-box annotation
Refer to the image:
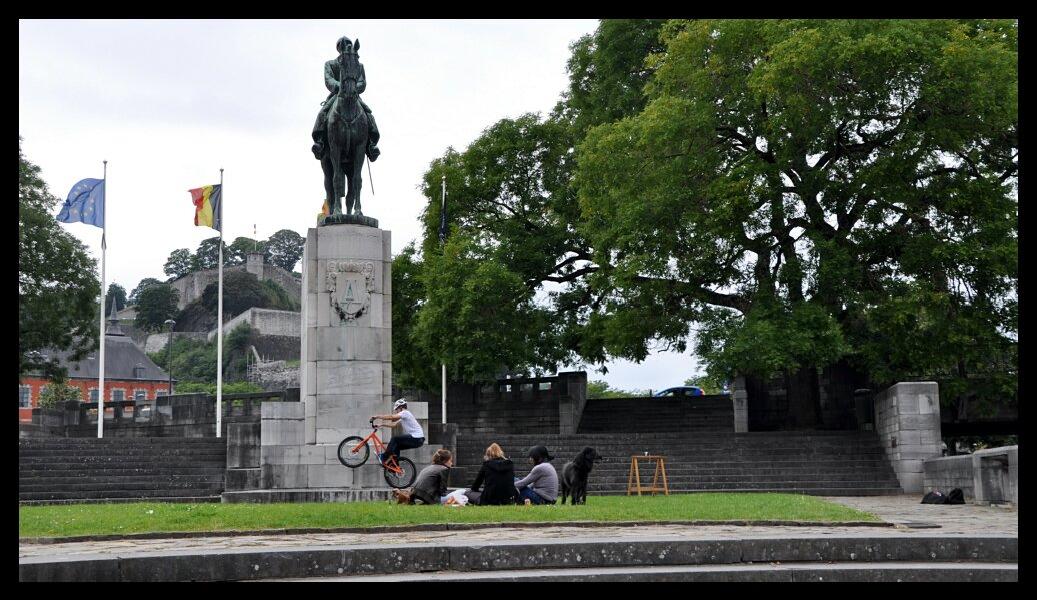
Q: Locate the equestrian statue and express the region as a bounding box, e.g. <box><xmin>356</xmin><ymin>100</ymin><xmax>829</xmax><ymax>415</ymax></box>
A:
<box><xmin>312</xmin><ymin>36</ymin><xmax>380</xmax><ymax>222</ymax></box>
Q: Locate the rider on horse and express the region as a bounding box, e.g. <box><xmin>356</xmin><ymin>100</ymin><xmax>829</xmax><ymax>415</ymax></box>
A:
<box><xmin>311</xmin><ymin>36</ymin><xmax>380</xmax><ymax>162</ymax></box>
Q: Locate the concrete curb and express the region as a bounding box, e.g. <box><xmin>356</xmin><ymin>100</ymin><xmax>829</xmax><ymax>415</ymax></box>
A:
<box><xmin>19</xmin><ymin>535</ymin><xmax>1017</xmax><ymax>582</ymax></box>
<box><xmin>19</xmin><ymin>519</ymin><xmax>894</xmax><ymax>545</ymax></box>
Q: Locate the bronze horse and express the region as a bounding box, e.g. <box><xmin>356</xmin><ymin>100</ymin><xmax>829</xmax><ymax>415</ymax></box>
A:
<box><xmin>323</xmin><ymin>40</ymin><xmax>369</xmax><ymax>217</ymax></box>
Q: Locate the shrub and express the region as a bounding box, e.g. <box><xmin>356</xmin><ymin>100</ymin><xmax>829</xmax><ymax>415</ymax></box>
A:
<box><xmin>38</xmin><ymin>382</ymin><xmax>81</xmax><ymax>409</ymax></box>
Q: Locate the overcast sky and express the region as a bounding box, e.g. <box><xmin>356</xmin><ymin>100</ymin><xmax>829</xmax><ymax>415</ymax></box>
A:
<box><xmin>19</xmin><ymin>18</ymin><xmax>705</xmax><ymax>392</ymax></box>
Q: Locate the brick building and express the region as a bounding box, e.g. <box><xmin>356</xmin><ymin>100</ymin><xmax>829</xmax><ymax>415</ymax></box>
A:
<box><xmin>19</xmin><ymin>307</ymin><xmax>172</xmax><ymax>421</ymax></box>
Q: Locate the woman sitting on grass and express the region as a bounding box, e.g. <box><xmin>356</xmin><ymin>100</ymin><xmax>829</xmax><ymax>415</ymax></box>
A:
<box><xmin>514</xmin><ymin>445</ymin><xmax>559</xmax><ymax>505</ymax></box>
<box><xmin>468</xmin><ymin>443</ymin><xmax>520</xmax><ymax>506</ymax></box>
<box><xmin>392</xmin><ymin>449</ymin><xmax>454</xmax><ymax>505</ymax></box>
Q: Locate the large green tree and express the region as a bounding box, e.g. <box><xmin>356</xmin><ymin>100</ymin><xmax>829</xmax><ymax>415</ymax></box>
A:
<box><xmin>391</xmin><ymin>244</ymin><xmax>438</xmax><ymax>390</ymax></box>
<box><xmin>134</xmin><ymin>284</ymin><xmax>179</xmax><ymax>332</ymax></box>
<box><xmin>265</xmin><ymin>229</ymin><xmax>305</xmax><ymax>272</ymax></box>
<box><xmin>576</xmin><ymin>19</ymin><xmax>1017</xmax><ymax>424</ymax></box>
<box><xmin>402</xmin><ymin>20</ymin><xmax>1017</xmax><ymax>425</ymax></box>
<box><xmin>129</xmin><ymin>277</ymin><xmax>162</xmax><ymax>305</ymax></box>
<box><xmin>163</xmin><ymin>248</ymin><xmax>194</xmax><ymax>280</ymax></box>
<box><xmin>19</xmin><ymin>140</ymin><xmax>101</xmax><ymax>379</ymax></box>
<box><xmin>227</xmin><ymin>236</ymin><xmax>269</xmax><ymax>266</ymax></box>
<box><xmin>192</xmin><ymin>236</ymin><xmax>227</xmax><ymax>271</ymax></box>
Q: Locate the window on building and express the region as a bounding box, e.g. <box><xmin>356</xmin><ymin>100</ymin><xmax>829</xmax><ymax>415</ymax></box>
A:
<box><xmin>111</xmin><ymin>389</ymin><xmax>126</xmax><ymax>402</ymax></box>
<box><xmin>134</xmin><ymin>389</ymin><xmax>147</xmax><ymax>401</ymax></box>
<box><xmin>133</xmin><ymin>365</ymin><xmax>145</xmax><ymax>379</ymax></box>
<box><xmin>19</xmin><ymin>385</ymin><xmax>31</xmax><ymax>408</ymax></box>
<box><xmin>89</xmin><ymin>389</ymin><xmax>99</xmax><ymax>402</ymax></box>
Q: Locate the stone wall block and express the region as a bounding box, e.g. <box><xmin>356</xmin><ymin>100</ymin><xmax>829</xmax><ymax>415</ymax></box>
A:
<box><xmin>298</xmin><ymin>445</ymin><xmax>327</xmax><ymax>465</ymax></box>
<box><xmin>315</xmin><ymin>291</ymin><xmax>333</xmax><ymax>328</ymax></box>
<box><xmin>316</xmin><ymin>361</ymin><xmax>383</xmax><ymax>396</ymax></box>
<box><xmin>261</xmin><ymin>444</ymin><xmax>299</xmax><ymax>465</ymax></box>
<box><xmin>317</xmin><ymin>426</ymin><xmax>365</xmax><ymax>445</ymax></box>
<box><xmin>226</xmin><ymin>422</ymin><xmax>261</xmax><ymax>469</ymax></box>
<box><xmin>307</xmin><ymin>464</ymin><xmax>352</xmax><ymax>487</ymax></box>
<box><xmin>897</xmin><ymin>395</ymin><xmax>920</xmax><ymax>415</ymax></box>
<box><xmin>261</xmin><ymin>419</ymin><xmax>304</xmax><ymax>446</ymax></box>
<box><xmin>366</xmin><ymin>293</ymin><xmax>384</xmax><ymax>327</ymax></box>
<box><xmin>899</xmin><ymin>458</ymin><xmax>924</xmax><ymax>473</ymax></box>
<box><xmin>408</xmin><ymin>401</ymin><xmax>428</xmax><ymax>420</ymax></box>
<box><xmin>919</xmin><ymin>393</ymin><xmax>938</xmax><ymax>414</ymax></box>
<box><xmin>315</xmin><ymin>327</ymin><xmax>388</xmax><ymax>362</ymax></box>
<box><xmin>305</xmin><ymin>414</ymin><xmax>316</xmax><ymax>444</ymax></box>
<box><xmin>261</xmin><ymin>402</ymin><xmax>305</xmax><ymax>420</ymax></box>
<box><xmin>316</xmin><ymin>226</ymin><xmax>385</xmax><ymax>261</ymax></box>
<box><xmin>261</xmin><ymin>463</ymin><xmax>308</xmax><ymax>489</ymax></box>
<box><xmin>898</xmin><ymin>430</ymin><xmax>921</xmax><ymax>447</ymax></box>
<box><xmin>898</xmin><ymin>471</ymin><xmax>924</xmax><ymax>492</ymax></box>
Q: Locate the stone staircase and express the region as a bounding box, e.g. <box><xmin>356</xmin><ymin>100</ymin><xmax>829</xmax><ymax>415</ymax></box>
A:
<box><xmin>19</xmin><ymin>438</ymin><xmax>227</xmax><ymax>504</ymax></box>
<box><xmin>452</xmin><ymin>431</ymin><xmax>903</xmax><ymax>496</ymax></box>
<box><xmin>578</xmin><ymin>396</ymin><xmax>734</xmax><ymax>433</ymax></box>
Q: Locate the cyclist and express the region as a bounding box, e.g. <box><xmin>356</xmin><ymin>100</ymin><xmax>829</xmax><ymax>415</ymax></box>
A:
<box><xmin>372</xmin><ymin>399</ymin><xmax>425</xmax><ymax>467</ymax></box>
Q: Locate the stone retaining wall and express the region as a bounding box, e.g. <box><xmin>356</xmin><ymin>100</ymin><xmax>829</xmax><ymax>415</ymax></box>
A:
<box><xmin>923</xmin><ymin>446</ymin><xmax>1018</xmax><ymax>506</ymax></box>
<box><xmin>873</xmin><ymin>382</ymin><xmax>943</xmax><ymax>493</ymax></box>
<box><xmin>419</xmin><ymin>372</ymin><xmax>588</xmax><ymax>435</ymax></box>
<box><xmin>923</xmin><ymin>455</ymin><xmax>974</xmax><ymax>500</ymax></box>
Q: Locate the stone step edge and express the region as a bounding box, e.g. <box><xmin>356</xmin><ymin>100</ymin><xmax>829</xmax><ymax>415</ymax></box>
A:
<box><xmin>19</xmin><ymin>536</ymin><xmax>1018</xmax><ymax>582</ymax></box>
<box><xmin>273</xmin><ymin>561</ymin><xmax>1020</xmax><ymax>582</ymax></box>
<box><xmin>20</xmin><ymin>518</ymin><xmax>900</xmax><ymax>547</ymax></box>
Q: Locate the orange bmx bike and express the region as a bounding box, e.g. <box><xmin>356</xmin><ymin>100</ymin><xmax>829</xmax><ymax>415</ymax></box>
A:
<box><xmin>337</xmin><ymin>417</ymin><xmax>418</xmax><ymax>488</ymax></box>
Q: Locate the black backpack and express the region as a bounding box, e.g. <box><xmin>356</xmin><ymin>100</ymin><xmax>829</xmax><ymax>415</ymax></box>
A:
<box><xmin>921</xmin><ymin>490</ymin><xmax>947</xmax><ymax>504</ymax></box>
<box><xmin>946</xmin><ymin>488</ymin><xmax>966</xmax><ymax>504</ymax></box>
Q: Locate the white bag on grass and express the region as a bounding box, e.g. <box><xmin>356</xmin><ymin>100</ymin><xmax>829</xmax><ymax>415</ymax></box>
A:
<box><xmin>444</xmin><ymin>488</ymin><xmax>469</xmax><ymax>507</ymax></box>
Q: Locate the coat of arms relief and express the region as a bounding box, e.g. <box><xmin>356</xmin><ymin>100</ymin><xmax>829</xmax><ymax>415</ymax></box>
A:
<box><xmin>326</xmin><ymin>260</ymin><xmax>374</xmax><ymax>324</ymax></box>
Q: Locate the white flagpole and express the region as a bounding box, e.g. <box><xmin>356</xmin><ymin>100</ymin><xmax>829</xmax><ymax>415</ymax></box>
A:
<box><xmin>216</xmin><ymin>168</ymin><xmax>224</xmax><ymax>438</ymax></box>
<box><xmin>440</xmin><ymin>173</ymin><xmax>447</xmax><ymax>425</ymax></box>
<box><xmin>98</xmin><ymin>160</ymin><xmax>107</xmax><ymax>438</ymax></box>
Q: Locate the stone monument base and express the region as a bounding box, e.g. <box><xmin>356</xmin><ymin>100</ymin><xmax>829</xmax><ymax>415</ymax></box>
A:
<box><xmin>320</xmin><ymin>213</ymin><xmax>379</xmax><ymax>227</ymax></box>
<box><xmin>251</xmin><ymin>400</ymin><xmax>442</xmax><ymax>500</ymax></box>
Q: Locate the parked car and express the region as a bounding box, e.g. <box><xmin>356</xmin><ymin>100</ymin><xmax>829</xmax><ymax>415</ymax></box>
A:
<box><xmin>653</xmin><ymin>386</ymin><xmax>704</xmax><ymax>398</ymax></box>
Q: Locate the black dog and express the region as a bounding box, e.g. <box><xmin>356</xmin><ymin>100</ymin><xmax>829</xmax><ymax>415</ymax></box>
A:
<box><xmin>560</xmin><ymin>447</ymin><xmax>603</xmax><ymax>505</ymax></box>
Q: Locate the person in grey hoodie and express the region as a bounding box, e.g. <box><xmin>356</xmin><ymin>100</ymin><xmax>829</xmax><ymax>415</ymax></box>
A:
<box><xmin>514</xmin><ymin>445</ymin><xmax>559</xmax><ymax>505</ymax></box>
<box><xmin>407</xmin><ymin>449</ymin><xmax>453</xmax><ymax>505</ymax></box>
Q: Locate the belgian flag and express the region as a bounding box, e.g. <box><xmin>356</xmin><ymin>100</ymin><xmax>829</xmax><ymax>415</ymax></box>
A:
<box><xmin>189</xmin><ymin>184</ymin><xmax>222</xmax><ymax>231</ymax></box>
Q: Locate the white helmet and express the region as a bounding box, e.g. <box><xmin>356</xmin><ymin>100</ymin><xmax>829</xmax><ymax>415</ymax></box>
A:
<box><xmin>393</xmin><ymin>399</ymin><xmax>408</xmax><ymax>411</ymax></box>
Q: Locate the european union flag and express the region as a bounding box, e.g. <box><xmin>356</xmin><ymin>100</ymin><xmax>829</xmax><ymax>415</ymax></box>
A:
<box><xmin>57</xmin><ymin>178</ymin><xmax>105</xmax><ymax>228</ymax></box>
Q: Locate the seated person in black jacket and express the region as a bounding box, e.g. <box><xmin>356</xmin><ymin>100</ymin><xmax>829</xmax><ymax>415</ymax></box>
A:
<box><xmin>469</xmin><ymin>443</ymin><xmax>520</xmax><ymax>505</ymax></box>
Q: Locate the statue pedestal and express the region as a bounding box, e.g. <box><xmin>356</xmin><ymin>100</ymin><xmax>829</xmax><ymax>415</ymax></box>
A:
<box><xmin>300</xmin><ymin>224</ymin><xmax>392</xmax><ymax>447</ymax></box>
<box><xmin>245</xmin><ymin>223</ymin><xmax>439</xmax><ymax>499</ymax></box>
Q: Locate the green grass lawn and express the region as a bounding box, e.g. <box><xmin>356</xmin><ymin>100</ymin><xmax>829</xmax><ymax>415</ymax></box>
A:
<box><xmin>20</xmin><ymin>493</ymin><xmax>881</xmax><ymax>539</ymax></box>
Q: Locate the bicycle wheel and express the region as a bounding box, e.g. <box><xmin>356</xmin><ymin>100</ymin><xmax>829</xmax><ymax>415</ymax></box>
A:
<box><xmin>337</xmin><ymin>436</ymin><xmax>369</xmax><ymax>468</ymax></box>
<box><xmin>383</xmin><ymin>456</ymin><xmax>417</xmax><ymax>488</ymax></box>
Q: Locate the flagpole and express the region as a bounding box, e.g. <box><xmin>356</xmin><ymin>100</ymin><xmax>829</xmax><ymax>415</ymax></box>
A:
<box><xmin>216</xmin><ymin>168</ymin><xmax>224</xmax><ymax>438</ymax></box>
<box><xmin>98</xmin><ymin>160</ymin><xmax>107</xmax><ymax>438</ymax></box>
<box><xmin>440</xmin><ymin>172</ymin><xmax>446</xmax><ymax>426</ymax></box>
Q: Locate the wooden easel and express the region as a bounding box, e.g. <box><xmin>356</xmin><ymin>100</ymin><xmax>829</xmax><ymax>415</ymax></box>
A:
<box><xmin>627</xmin><ymin>455</ymin><xmax>669</xmax><ymax>496</ymax></box>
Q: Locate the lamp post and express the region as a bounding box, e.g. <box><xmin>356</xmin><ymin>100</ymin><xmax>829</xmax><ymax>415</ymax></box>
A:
<box><xmin>164</xmin><ymin>319</ymin><xmax>176</xmax><ymax>396</ymax></box>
